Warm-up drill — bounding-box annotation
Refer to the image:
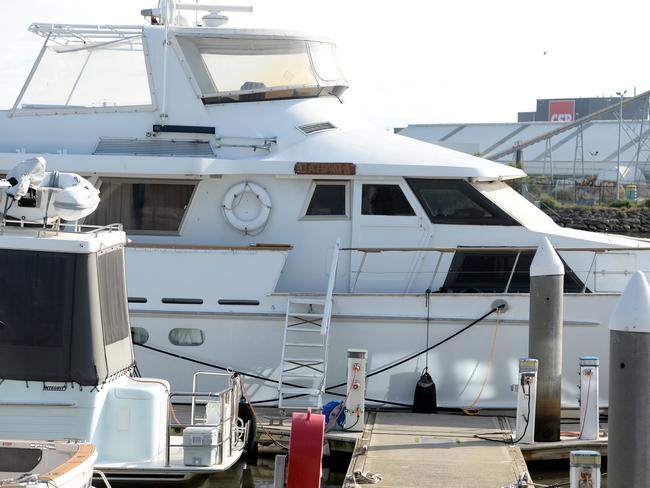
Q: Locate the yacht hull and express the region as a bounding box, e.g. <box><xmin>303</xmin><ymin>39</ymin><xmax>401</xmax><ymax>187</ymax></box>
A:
<box><xmin>130</xmin><ymin>292</ymin><xmax>616</xmax><ymax>409</ymax></box>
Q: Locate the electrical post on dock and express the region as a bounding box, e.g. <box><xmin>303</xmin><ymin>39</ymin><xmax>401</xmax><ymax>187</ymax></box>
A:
<box><xmin>344</xmin><ymin>349</ymin><xmax>367</xmax><ymax>432</ymax></box>
<box><xmin>515</xmin><ymin>358</ymin><xmax>537</xmax><ymax>444</ymax></box>
<box><xmin>570</xmin><ymin>450</ymin><xmax>601</xmax><ymax>488</ymax></box>
<box><xmin>608</xmin><ymin>271</ymin><xmax>650</xmax><ymax>487</ymax></box>
<box><xmin>528</xmin><ymin>237</ymin><xmax>564</xmax><ymax>442</ymax></box>
<box><xmin>578</xmin><ymin>356</ymin><xmax>599</xmax><ymax>440</ymax></box>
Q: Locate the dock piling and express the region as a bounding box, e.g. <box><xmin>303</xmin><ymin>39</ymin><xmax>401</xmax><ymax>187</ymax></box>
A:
<box><xmin>608</xmin><ymin>271</ymin><xmax>650</xmax><ymax>487</ymax></box>
<box><xmin>528</xmin><ymin>237</ymin><xmax>564</xmax><ymax>442</ymax></box>
<box><xmin>578</xmin><ymin>356</ymin><xmax>599</xmax><ymax>440</ymax></box>
<box><xmin>273</xmin><ymin>454</ymin><xmax>286</xmax><ymax>488</ymax></box>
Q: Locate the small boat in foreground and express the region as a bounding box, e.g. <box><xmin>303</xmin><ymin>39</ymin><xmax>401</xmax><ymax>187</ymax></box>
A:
<box><xmin>0</xmin><ymin>163</ymin><xmax>248</xmax><ymax>482</ymax></box>
<box><xmin>0</xmin><ymin>440</ymin><xmax>96</xmax><ymax>488</ymax></box>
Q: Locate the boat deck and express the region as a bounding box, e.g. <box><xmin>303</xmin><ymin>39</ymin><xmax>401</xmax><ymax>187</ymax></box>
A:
<box><xmin>345</xmin><ymin>411</ymin><xmax>529</xmax><ymax>488</ymax></box>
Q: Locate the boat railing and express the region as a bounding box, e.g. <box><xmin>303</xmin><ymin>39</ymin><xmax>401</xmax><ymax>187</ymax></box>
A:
<box><xmin>343</xmin><ymin>245</ymin><xmax>650</xmax><ymax>294</ymax></box>
<box><xmin>0</xmin><ymin>218</ymin><xmax>123</xmax><ymax>236</ymax></box>
<box><xmin>321</xmin><ymin>238</ymin><xmax>341</xmax><ymax>335</ymax></box>
<box><xmin>166</xmin><ymin>372</ymin><xmax>245</xmax><ymax>467</ymax></box>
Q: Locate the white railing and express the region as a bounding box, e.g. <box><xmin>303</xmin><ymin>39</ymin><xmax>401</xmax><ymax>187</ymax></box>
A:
<box><xmin>321</xmin><ymin>238</ymin><xmax>340</xmax><ymax>335</ymax></box>
<box><xmin>167</xmin><ymin>372</ymin><xmax>245</xmax><ymax>467</ymax></box>
<box><xmin>345</xmin><ymin>245</ymin><xmax>650</xmax><ymax>294</ymax></box>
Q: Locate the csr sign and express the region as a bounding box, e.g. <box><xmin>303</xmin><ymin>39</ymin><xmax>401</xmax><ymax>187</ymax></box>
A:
<box><xmin>548</xmin><ymin>100</ymin><xmax>575</xmax><ymax>122</ymax></box>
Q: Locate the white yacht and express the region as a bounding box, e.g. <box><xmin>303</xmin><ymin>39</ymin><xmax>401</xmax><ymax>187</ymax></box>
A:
<box><xmin>0</xmin><ymin>1</ymin><xmax>648</xmax><ymax>409</ymax></box>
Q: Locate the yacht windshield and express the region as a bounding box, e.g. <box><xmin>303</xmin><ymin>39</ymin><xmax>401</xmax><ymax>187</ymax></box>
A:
<box><xmin>16</xmin><ymin>36</ymin><xmax>152</xmax><ymax>112</ymax></box>
<box><xmin>176</xmin><ymin>36</ymin><xmax>347</xmax><ymax>103</ymax></box>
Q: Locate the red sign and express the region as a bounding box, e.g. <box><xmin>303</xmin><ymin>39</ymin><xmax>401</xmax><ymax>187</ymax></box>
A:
<box><xmin>548</xmin><ymin>100</ymin><xmax>575</xmax><ymax>122</ymax></box>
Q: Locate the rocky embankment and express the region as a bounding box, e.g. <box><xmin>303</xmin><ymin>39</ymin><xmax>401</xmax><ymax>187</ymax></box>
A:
<box><xmin>541</xmin><ymin>206</ymin><xmax>650</xmax><ymax>235</ymax></box>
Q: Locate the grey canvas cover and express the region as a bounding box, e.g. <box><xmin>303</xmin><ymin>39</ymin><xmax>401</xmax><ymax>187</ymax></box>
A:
<box><xmin>0</xmin><ymin>246</ymin><xmax>134</xmax><ymax>385</ymax></box>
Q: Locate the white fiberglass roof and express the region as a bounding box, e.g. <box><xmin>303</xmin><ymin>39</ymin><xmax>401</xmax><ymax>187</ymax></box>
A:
<box><xmin>264</xmin><ymin>129</ymin><xmax>526</xmax><ymax>180</ymax></box>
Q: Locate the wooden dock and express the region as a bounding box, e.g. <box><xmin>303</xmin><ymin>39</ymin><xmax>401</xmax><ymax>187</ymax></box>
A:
<box><xmin>345</xmin><ymin>412</ymin><xmax>530</xmax><ymax>488</ymax></box>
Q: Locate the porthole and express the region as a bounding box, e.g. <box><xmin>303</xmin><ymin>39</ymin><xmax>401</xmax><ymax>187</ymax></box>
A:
<box><xmin>131</xmin><ymin>327</ymin><xmax>149</xmax><ymax>345</ymax></box>
<box><xmin>169</xmin><ymin>328</ymin><xmax>205</xmax><ymax>346</ymax></box>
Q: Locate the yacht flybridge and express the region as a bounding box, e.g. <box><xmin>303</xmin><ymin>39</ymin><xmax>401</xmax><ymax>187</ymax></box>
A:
<box><xmin>1</xmin><ymin>1</ymin><xmax>649</xmax><ymax>409</ymax></box>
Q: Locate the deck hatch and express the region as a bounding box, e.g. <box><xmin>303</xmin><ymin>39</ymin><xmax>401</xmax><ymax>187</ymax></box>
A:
<box><xmin>296</xmin><ymin>122</ymin><xmax>337</xmax><ymax>135</ymax></box>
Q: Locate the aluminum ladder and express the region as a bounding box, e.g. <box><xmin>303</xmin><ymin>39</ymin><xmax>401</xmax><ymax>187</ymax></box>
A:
<box><xmin>278</xmin><ymin>239</ymin><xmax>340</xmax><ymax>409</ymax></box>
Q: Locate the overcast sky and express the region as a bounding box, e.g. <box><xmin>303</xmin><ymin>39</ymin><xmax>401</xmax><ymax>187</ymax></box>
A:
<box><xmin>2</xmin><ymin>0</ymin><xmax>648</xmax><ymax>128</ymax></box>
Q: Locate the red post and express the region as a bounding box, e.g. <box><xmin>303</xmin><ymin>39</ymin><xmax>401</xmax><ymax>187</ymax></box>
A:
<box><xmin>287</xmin><ymin>408</ymin><xmax>325</xmax><ymax>488</ymax></box>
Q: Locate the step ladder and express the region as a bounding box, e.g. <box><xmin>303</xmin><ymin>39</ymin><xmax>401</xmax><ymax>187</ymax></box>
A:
<box><xmin>278</xmin><ymin>239</ymin><xmax>340</xmax><ymax>410</ymax></box>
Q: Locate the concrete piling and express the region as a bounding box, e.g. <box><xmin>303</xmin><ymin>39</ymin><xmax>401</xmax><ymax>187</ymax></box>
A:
<box><xmin>608</xmin><ymin>271</ymin><xmax>650</xmax><ymax>487</ymax></box>
<box><xmin>528</xmin><ymin>237</ymin><xmax>564</xmax><ymax>442</ymax></box>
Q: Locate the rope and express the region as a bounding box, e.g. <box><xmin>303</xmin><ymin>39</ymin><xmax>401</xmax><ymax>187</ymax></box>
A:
<box><xmin>135</xmin><ymin>305</ymin><xmax>504</xmax><ymax>408</ymax></box>
<box><xmin>240</xmin><ymin>378</ymin><xmax>289</xmax><ymax>450</ymax></box>
<box><xmin>345</xmin><ymin>470</ymin><xmax>383</xmax><ymax>486</ymax></box>
<box><xmin>425</xmin><ymin>288</ymin><xmax>431</xmax><ymax>371</ymax></box>
<box><xmin>462</xmin><ymin>308</ymin><xmax>502</xmax><ymax>415</ymax></box>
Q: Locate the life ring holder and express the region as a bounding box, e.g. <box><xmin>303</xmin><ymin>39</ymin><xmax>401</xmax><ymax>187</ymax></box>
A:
<box><xmin>222</xmin><ymin>181</ymin><xmax>272</xmax><ymax>235</ymax></box>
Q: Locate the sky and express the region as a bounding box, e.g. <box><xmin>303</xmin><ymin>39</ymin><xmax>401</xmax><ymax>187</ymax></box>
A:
<box><xmin>2</xmin><ymin>0</ymin><xmax>649</xmax><ymax>129</ymax></box>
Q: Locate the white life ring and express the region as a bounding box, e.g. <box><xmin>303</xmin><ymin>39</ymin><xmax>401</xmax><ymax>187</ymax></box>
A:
<box><xmin>222</xmin><ymin>181</ymin><xmax>272</xmax><ymax>233</ymax></box>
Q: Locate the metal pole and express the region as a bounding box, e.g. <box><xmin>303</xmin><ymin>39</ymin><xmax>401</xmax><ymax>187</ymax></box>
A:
<box><xmin>578</xmin><ymin>357</ymin><xmax>599</xmax><ymax>440</ymax></box>
<box><xmin>274</xmin><ymin>454</ymin><xmax>287</xmax><ymax>488</ymax></box>
<box><xmin>570</xmin><ymin>450</ymin><xmax>601</xmax><ymax>488</ymax></box>
<box><xmin>616</xmin><ymin>90</ymin><xmax>627</xmax><ymax>200</ymax></box>
<box><xmin>608</xmin><ymin>271</ymin><xmax>650</xmax><ymax>487</ymax></box>
<box><xmin>528</xmin><ymin>237</ymin><xmax>564</xmax><ymax>442</ymax></box>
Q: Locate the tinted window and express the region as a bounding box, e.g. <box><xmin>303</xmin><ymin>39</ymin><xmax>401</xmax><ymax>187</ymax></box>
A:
<box><xmin>131</xmin><ymin>327</ymin><xmax>149</xmax><ymax>345</ymax></box>
<box><xmin>362</xmin><ymin>184</ymin><xmax>415</xmax><ymax>216</ymax></box>
<box><xmin>306</xmin><ymin>184</ymin><xmax>347</xmax><ymax>216</ymax></box>
<box><xmin>169</xmin><ymin>328</ymin><xmax>205</xmax><ymax>346</ymax></box>
<box><xmin>407</xmin><ymin>179</ymin><xmax>518</xmax><ymax>225</ymax></box>
<box><xmin>442</xmin><ymin>251</ymin><xmax>586</xmax><ymax>293</ymax></box>
<box><xmin>85</xmin><ymin>180</ymin><xmax>195</xmax><ymax>233</ymax></box>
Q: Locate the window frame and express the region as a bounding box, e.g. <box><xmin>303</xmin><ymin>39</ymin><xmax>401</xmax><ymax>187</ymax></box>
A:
<box><xmin>87</xmin><ymin>178</ymin><xmax>199</xmax><ymax>235</ymax></box>
<box><xmin>11</xmin><ymin>34</ymin><xmax>157</xmax><ymax>117</ymax></box>
<box><xmin>300</xmin><ymin>180</ymin><xmax>350</xmax><ymax>220</ymax></box>
<box><xmin>172</xmin><ymin>34</ymin><xmax>348</xmax><ymax>105</ymax></box>
<box><xmin>406</xmin><ymin>179</ymin><xmax>519</xmax><ymax>226</ymax></box>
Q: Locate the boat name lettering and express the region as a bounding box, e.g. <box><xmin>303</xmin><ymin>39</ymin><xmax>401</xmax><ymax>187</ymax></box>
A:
<box><xmin>294</xmin><ymin>162</ymin><xmax>356</xmax><ymax>175</ymax></box>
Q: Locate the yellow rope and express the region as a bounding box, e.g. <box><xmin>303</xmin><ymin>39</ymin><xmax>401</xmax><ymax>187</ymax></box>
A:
<box><xmin>462</xmin><ymin>310</ymin><xmax>501</xmax><ymax>416</ymax></box>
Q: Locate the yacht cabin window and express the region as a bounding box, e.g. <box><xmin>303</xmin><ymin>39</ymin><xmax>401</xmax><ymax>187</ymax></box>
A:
<box><xmin>361</xmin><ymin>184</ymin><xmax>415</xmax><ymax>216</ymax></box>
<box><xmin>15</xmin><ymin>36</ymin><xmax>152</xmax><ymax>113</ymax></box>
<box><xmin>442</xmin><ymin>251</ymin><xmax>587</xmax><ymax>293</ymax></box>
<box><xmin>304</xmin><ymin>181</ymin><xmax>349</xmax><ymax>218</ymax></box>
<box><xmin>169</xmin><ymin>328</ymin><xmax>205</xmax><ymax>347</ymax></box>
<box><xmin>176</xmin><ymin>36</ymin><xmax>347</xmax><ymax>103</ymax></box>
<box><xmin>407</xmin><ymin>179</ymin><xmax>518</xmax><ymax>225</ymax></box>
<box><xmin>84</xmin><ymin>179</ymin><xmax>196</xmax><ymax>234</ymax></box>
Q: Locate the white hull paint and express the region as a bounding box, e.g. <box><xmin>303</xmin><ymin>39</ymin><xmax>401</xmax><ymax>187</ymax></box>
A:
<box><xmin>131</xmin><ymin>292</ymin><xmax>617</xmax><ymax>408</ymax></box>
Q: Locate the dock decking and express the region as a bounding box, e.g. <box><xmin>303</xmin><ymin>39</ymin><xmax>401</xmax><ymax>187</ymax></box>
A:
<box><xmin>345</xmin><ymin>412</ymin><xmax>529</xmax><ymax>488</ymax></box>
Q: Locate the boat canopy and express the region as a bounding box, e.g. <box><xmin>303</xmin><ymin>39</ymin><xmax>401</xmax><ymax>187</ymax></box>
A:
<box><xmin>0</xmin><ymin>245</ymin><xmax>134</xmax><ymax>385</ymax></box>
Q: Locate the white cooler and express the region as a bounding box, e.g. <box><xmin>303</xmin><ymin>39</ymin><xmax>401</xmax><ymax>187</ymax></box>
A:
<box><xmin>183</xmin><ymin>426</ymin><xmax>221</xmax><ymax>466</ymax></box>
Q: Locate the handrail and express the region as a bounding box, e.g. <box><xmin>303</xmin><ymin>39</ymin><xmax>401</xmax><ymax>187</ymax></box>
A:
<box><xmin>343</xmin><ymin>244</ymin><xmax>650</xmax><ymax>295</ymax></box>
<box><xmin>321</xmin><ymin>238</ymin><xmax>340</xmax><ymax>335</ymax></box>
<box><xmin>166</xmin><ymin>374</ymin><xmax>242</xmax><ymax>468</ymax></box>
<box><xmin>342</xmin><ymin>245</ymin><xmax>650</xmax><ymax>253</ymax></box>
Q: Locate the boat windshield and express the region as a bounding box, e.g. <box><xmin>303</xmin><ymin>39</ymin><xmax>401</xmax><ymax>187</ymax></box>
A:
<box><xmin>176</xmin><ymin>35</ymin><xmax>348</xmax><ymax>103</ymax></box>
<box><xmin>14</xmin><ymin>36</ymin><xmax>152</xmax><ymax>113</ymax></box>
